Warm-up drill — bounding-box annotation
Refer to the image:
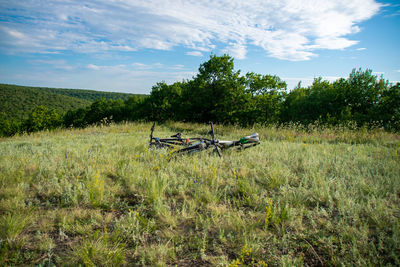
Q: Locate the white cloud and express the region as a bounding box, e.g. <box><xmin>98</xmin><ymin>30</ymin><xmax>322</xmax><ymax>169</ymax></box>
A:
<box><xmin>223</xmin><ymin>42</ymin><xmax>247</xmax><ymax>60</ymax></box>
<box><xmin>0</xmin><ymin>0</ymin><xmax>382</xmax><ymax>61</ymax></box>
<box><xmin>132</xmin><ymin>62</ymin><xmax>164</xmax><ymax>70</ymax></box>
<box><xmin>77</xmin><ymin>62</ymin><xmax>194</xmax><ymax>92</ymax></box>
<box><xmin>28</xmin><ymin>59</ymin><xmax>74</xmax><ymax>70</ymax></box>
<box><xmin>284</xmin><ymin>75</ymin><xmax>342</xmax><ymax>89</ymax></box>
<box><xmin>186</xmin><ymin>51</ymin><xmax>203</xmax><ymax>57</ymax></box>
<box><xmin>356</xmin><ymin>47</ymin><xmax>367</xmax><ymax>51</ymax></box>
<box><xmin>172</xmin><ymin>64</ymin><xmax>185</xmax><ymax>70</ymax></box>
<box><xmin>87</xmin><ymin>64</ymin><xmax>101</xmax><ymax>70</ymax></box>
<box><xmin>373</xmin><ymin>71</ymin><xmax>385</xmax><ymax>75</ymax></box>
<box><xmin>131</xmin><ymin>63</ymin><xmax>149</xmax><ymax>69</ymax></box>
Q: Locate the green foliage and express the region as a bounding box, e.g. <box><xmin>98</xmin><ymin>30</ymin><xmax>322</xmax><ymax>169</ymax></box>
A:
<box><xmin>148</xmin><ymin>81</ymin><xmax>183</xmax><ymax>122</ymax></box>
<box><xmin>38</xmin><ymin>86</ymin><xmax>136</xmax><ymax>102</ymax></box>
<box><xmin>244</xmin><ymin>72</ymin><xmax>287</xmax><ymax>124</ymax></box>
<box><xmin>63</xmin><ymin>98</ymin><xmax>134</xmax><ymax>128</ymax></box>
<box><xmin>142</xmin><ymin>54</ymin><xmax>287</xmax><ymax>126</ymax></box>
<box><xmin>64</xmin><ymin>108</ymin><xmax>88</xmax><ymax>128</ymax></box>
<box><xmin>192</xmin><ymin>54</ymin><xmax>246</xmax><ymax>123</ymax></box>
<box><xmin>139</xmin><ymin>58</ymin><xmax>398</xmax><ymax>130</ymax></box>
<box><xmin>378</xmin><ymin>82</ymin><xmax>400</xmax><ymax>129</ymax></box>
<box><xmin>23</xmin><ymin>105</ymin><xmax>62</xmax><ymax>132</ymax></box>
<box><xmin>0</xmin><ymin>84</ymin><xmax>137</xmax><ymax>121</ymax></box>
<box><xmin>282</xmin><ymin>69</ymin><xmax>399</xmax><ymax>130</ymax></box>
<box><xmin>0</xmin><ymin>113</ymin><xmax>21</xmax><ymax>136</ymax></box>
<box><xmin>0</xmin><ymin>84</ymin><xmax>145</xmax><ymax>136</ymax></box>
<box><xmin>0</xmin><ymin>84</ymin><xmax>92</xmax><ymax>120</ymax></box>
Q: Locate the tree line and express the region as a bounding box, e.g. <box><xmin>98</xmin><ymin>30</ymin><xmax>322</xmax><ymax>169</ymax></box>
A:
<box><xmin>1</xmin><ymin>55</ymin><xmax>399</xmax><ymax>137</ymax></box>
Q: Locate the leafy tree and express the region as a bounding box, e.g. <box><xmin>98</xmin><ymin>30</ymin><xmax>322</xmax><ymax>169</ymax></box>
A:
<box><xmin>244</xmin><ymin>72</ymin><xmax>286</xmax><ymax>124</ymax></box>
<box><xmin>281</xmin><ymin>86</ymin><xmax>309</xmax><ymax>123</ymax></box>
<box><xmin>84</xmin><ymin>98</ymin><xmax>115</xmax><ymax>125</ymax></box>
<box><xmin>64</xmin><ymin>108</ymin><xmax>88</xmax><ymax>128</ymax></box>
<box><xmin>187</xmin><ymin>54</ymin><xmax>246</xmax><ymax>123</ymax></box>
<box><xmin>108</xmin><ymin>99</ymin><xmax>126</xmax><ymax>123</ymax></box>
<box><xmin>378</xmin><ymin>82</ymin><xmax>400</xmax><ymax>130</ymax></box>
<box><xmin>24</xmin><ymin>105</ymin><xmax>62</xmax><ymax>132</ymax></box>
<box><xmin>124</xmin><ymin>95</ymin><xmax>146</xmax><ymax>121</ymax></box>
<box><xmin>245</xmin><ymin>72</ymin><xmax>286</xmax><ymax>96</ymax></box>
<box><xmin>0</xmin><ymin>112</ymin><xmax>21</xmax><ymax>136</ymax></box>
<box><xmin>331</xmin><ymin>78</ymin><xmax>353</xmax><ymax>123</ymax></box>
<box><xmin>148</xmin><ymin>81</ymin><xmax>183</xmax><ymax>122</ymax></box>
<box><xmin>280</xmin><ymin>70</ymin><xmax>393</xmax><ymax>127</ymax></box>
<box><xmin>344</xmin><ymin>68</ymin><xmax>389</xmax><ymax>124</ymax></box>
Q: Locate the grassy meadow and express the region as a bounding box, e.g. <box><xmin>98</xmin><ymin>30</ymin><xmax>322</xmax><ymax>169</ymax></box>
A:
<box><xmin>0</xmin><ymin>122</ymin><xmax>399</xmax><ymax>266</ymax></box>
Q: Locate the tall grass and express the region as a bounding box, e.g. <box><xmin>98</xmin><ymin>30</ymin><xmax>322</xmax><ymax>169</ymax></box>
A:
<box><xmin>0</xmin><ymin>122</ymin><xmax>399</xmax><ymax>265</ymax></box>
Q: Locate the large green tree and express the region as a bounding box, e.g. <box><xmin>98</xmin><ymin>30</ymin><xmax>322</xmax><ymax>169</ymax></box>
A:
<box><xmin>244</xmin><ymin>72</ymin><xmax>286</xmax><ymax>124</ymax></box>
<box><xmin>344</xmin><ymin>68</ymin><xmax>389</xmax><ymax>124</ymax></box>
<box><xmin>187</xmin><ymin>54</ymin><xmax>246</xmax><ymax>123</ymax></box>
<box><xmin>378</xmin><ymin>82</ymin><xmax>400</xmax><ymax>130</ymax></box>
<box><xmin>148</xmin><ymin>81</ymin><xmax>184</xmax><ymax>122</ymax></box>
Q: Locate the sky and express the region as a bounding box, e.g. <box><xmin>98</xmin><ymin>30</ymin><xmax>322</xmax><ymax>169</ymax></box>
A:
<box><xmin>0</xmin><ymin>0</ymin><xmax>399</xmax><ymax>94</ymax></box>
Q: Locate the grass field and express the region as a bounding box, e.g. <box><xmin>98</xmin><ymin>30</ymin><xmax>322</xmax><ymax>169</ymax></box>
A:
<box><xmin>0</xmin><ymin>122</ymin><xmax>399</xmax><ymax>266</ymax></box>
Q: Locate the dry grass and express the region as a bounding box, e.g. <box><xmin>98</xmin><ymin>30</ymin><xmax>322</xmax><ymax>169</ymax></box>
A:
<box><xmin>0</xmin><ymin>122</ymin><xmax>399</xmax><ymax>266</ymax></box>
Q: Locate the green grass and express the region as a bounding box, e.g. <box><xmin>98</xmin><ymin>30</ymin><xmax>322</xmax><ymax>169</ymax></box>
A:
<box><xmin>0</xmin><ymin>122</ymin><xmax>399</xmax><ymax>266</ymax></box>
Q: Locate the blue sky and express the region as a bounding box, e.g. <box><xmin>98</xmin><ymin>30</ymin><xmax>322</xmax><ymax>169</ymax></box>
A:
<box><xmin>0</xmin><ymin>0</ymin><xmax>399</xmax><ymax>94</ymax></box>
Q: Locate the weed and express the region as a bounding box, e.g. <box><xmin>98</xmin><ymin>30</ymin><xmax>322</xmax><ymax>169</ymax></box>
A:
<box><xmin>0</xmin><ymin>211</ymin><xmax>31</xmax><ymax>265</ymax></box>
<box><xmin>228</xmin><ymin>244</ymin><xmax>267</xmax><ymax>267</ymax></box>
<box><xmin>72</xmin><ymin>228</ymin><xmax>125</xmax><ymax>266</ymax></box>
<box><xmin>264</xmin><ymin>198</ymin><xmax>273</xmax><ymax>228</ymax></box>
<box><xmin>88</xmin><ymin>171</ymin><xmax>105</xmax><ymax>207</ymax></box>
<box><xmin>0</xmin><ymin>211</ymin><xmax>30</xmax><ymax>242</ymax></box>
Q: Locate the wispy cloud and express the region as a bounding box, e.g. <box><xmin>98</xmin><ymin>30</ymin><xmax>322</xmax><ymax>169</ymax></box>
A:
<box><xmin>284</xmin><ymin>75</ymin><xmax>343</xmax><ymax>89</ymax></box>
<box><xmin>356</xmin><ymin>47</ymin><xmax>367</xmax><ymax>51</ymax></box>
<box><xmin>382</xmin><ymin>3</ymin><xmax>400</xmax><ymax>18</ymax></box>
<box><xmin>86</xmin><ymin>64</ymin><xmax>130</xmax><ymax>75</ymax></box>
<box><xmin>171</xmin><ymin>64</ymin><xmax>185</xmax><ymax>70</ymax></box>
<box><xmin>373</xmin><ymin>71</ymin><xmax>385</xmax><ymax>75</ymax></box>
<box><xmin>186</xmin><ymin>51</ymin><xmax>203</xmax><ymax>57</ymax></box>
<box><xmin>28</xmin><ymin>59</ymin><xmax>74</xmax><ymax>70</ymax></box>
<box><xmin>132</xmin><ymin>62</ymin><xmax>155</xmax><ymax>70</ymax></box>
<box><xmin>0</xmin><ymin>62</ymin><xmax>191</xmax><ymax>93</ymax></box>
<box><xmin>0</xmin><ymin>0</ymin><xmax>382</xmax><ymax>61</ymax></box>
<box><xmin>87</xmin><ymin>64</ymin><xmax>101</xmax><ymax>70</ymax></box>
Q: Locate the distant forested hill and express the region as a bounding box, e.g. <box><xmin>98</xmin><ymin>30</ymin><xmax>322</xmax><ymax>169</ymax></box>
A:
<box><xmin>39</xmin><ymin>86</ymin><xmax>135</xmax><ymax>102</ymax></box>
<box><xmin>0</xmin><ymin>84</ymin><xmax>137</xmax><ymax>120</ymax></box>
